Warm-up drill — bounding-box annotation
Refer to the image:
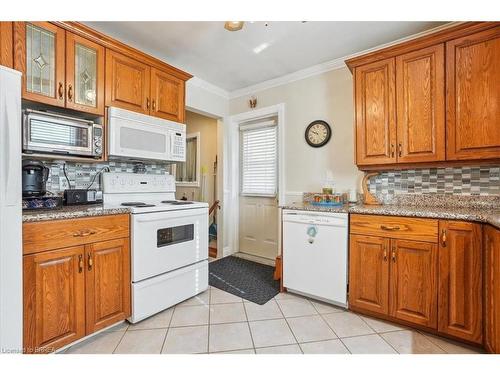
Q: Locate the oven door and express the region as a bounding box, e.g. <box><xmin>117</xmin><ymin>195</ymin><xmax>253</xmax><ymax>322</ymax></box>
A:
<box><xmin>131</xmin><ymin>207</ymin><xmax>208</xmax><ymax>282</ymax></box>
<box><xmin>23</xmin><ymin>111</ymin><xmax>93</xmax><ymax>156</ymax></box>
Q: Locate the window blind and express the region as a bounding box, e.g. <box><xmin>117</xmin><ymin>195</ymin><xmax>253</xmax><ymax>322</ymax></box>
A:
<box><xmin>240</xmin><ymin>121</ymin><xmax>277</xmax><ymax>196</ymax></box>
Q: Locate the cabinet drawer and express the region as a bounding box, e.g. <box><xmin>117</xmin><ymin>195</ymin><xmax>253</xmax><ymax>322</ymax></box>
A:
<box><xmin>23</xmin><ymin>214</ymin><xmax>130</xmax><ymax>254</ymax></box>
<box><xmin>350</xmin><ymin>214</ymin><xmax>438</xmax><ymax>243</ymax></box>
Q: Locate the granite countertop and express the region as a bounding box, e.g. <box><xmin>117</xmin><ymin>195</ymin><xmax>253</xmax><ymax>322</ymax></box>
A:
<box><xmin>22</xmin><ymin>204</ymin><xmax>131</xmax><ymax>223</ymax></box>
<box><xmin>281</xmin><ymin>202</ymin><xmax>500</xmax><ymax>229</ymax></box>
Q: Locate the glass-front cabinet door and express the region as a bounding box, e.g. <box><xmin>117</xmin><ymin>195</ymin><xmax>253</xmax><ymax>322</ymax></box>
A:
<box><xmin>65</xmin><ymin>32</ymin><xmax>105</xmax><ymax>115</ymax></box>
<box><xmin>14</xmin><ymin>22</ymin><xmax>66</xmax><ymax>107</ymax></box>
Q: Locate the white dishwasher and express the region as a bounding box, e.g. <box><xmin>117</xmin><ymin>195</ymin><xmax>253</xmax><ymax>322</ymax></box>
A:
<box><xmin>282</xmin><ymin>209</ymin><xmax>348</xmax><ymax>307</ymax></box>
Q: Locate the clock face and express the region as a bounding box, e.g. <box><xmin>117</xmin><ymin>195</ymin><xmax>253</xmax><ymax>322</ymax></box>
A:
<box><xmin>305</xmin><ymin>120</ymin><xmax>331</xmax><ymax>147</ymax></box>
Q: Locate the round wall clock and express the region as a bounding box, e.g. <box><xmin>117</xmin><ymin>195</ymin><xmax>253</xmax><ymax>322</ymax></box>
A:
<box><xmin>305</xmin><ymin>120</ymin><xmax>331</xmax><ymax>148</ymax></box>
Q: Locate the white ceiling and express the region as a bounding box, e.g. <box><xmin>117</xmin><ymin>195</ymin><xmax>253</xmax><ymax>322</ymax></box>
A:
<box><xmin>85</xmin><ymin>21</ymin><xmax>446</xmax><ymax>92</ymax></box>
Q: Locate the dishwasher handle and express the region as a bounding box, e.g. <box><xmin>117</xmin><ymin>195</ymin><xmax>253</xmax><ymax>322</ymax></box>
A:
<box><xmin>283</xmin><ymin>216</ymin><xmax>347</xmax><ymax>227</ymax></box>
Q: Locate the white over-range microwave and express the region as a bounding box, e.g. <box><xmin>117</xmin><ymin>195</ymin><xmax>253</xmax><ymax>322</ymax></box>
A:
<box><xmin>107</xmin><ymin>107</ymin><xmax>186</xmax><ymax>162</ymax></box>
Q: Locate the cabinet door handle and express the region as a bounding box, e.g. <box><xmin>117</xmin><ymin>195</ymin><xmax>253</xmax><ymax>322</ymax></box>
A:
<box><xmin>441</xmin><ymin>229</ymin><xmax>447</xmax><ymax>247</ymax></box>
<box><xmin>383</xmin><ymin>248</ymin><xmax>388</xmax><ymax>262</ymax></box>
<box><xmin>146</xmin><ymin>97</ymin><xmax>150</xmax><ymax>109</ymax></box>
<box><xmin>380</xmin><ymin>225</ymin><xmax>400</xmax><ymax>231</ymax></box>
<box><xmin>87</xmin><ymin>253</ymin><xmax>93</xmax><ymax>271</ymax></box>
<box><xmin>392</xmin><ymin>249</ymin><xmax>396</xmax><ymax>263</ymax></box>
<box><xmin>78</xmin><ymin>254</ymin><xmax>83</xmax><ymax>273</ymax></box>
<box><xmin>152</xmin><ymin>99</ymin><xmax>156</xmax><ymax>111</ymax></box>
<box><xmin>390</xmin><ymin>144</ymin><xmax>395</xmax><ymax>158</ymax></box>
<box><xmin>398</xmin><ymin>143</ymin><xmax>402</xmax><ymax>157</ymax></box>
<box><xmin>58</xmin><ymin>82</ymin><xmax>64</xmax><ymax>100</ymax></box>
<box><xmin>67</xmin><ymin>84</ymin><xmax>73</xmax><ymax>101</ymax></box>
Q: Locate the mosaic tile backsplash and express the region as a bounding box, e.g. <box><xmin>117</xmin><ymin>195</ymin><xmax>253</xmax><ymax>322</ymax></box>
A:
<box><xmin>368</xmin><ymin>166</ymin><xmax>500</xmax><ymax>200</ymax></box>
<box><xmin>41</xmin><ymin>160</ymin><xmax>169</xmax><ymax>193</ymax></box>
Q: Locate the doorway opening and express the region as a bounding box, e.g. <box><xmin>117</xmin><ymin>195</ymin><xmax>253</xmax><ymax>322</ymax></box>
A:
<box><xmin>170</xmin><ymin>110</ymin><xmax>221</xmax><ymax>259</ymax></box>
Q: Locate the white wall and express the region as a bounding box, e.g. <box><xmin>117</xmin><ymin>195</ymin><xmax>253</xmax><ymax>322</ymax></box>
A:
<box><xmin>229</xmin><ymin>67</ymin><xmax>363</xmax><ymax>202</ymax></box>
<box><xmin>186</xmin><ymin>77</ymin><xmax>229</xmax><ymax>119</ymax></box>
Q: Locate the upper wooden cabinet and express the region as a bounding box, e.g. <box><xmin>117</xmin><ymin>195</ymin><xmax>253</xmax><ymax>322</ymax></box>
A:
<box><xmin>14</xmin><ymin>22</ymin><xmax>66</xmax><ymax>108</ymax></box>
<box><xmin>11</xmin><ymin>22</ymin><xmax>191</xmax><ymax>120</ymax></box>
<box><xmin>66</xmin><ymin>32</ymin><xmax>105</xmax><ymax>115</ymax></box>
<box><xmin>446</xmin><ymin>26</ymin><xmax>500</xmax><ymax>160</ymax></box>
<box><xmin>105</xmin><ymin>52</ymin><xmax>186</xmax><ymax>122</ymax></box>
<box><xmin>396</xmin><ymin>44</ymin><xmax>445</xmax><ymax>163</ymax></box>
<box><xmin>348</xmin><ymin>22</ymin><xmax>500</xmax><ymax>168</ymax></box>
<box><xmin>355</xmin><ymin>58</ymin><xmax>396</xmax><ymax>165</ymax></box>
<box><xmin>438</xmin><ymin>221</ymin><xmax>483</xmax><ymax>344</ymax></box>
<box><xmin>105</xmin><ymin>49</ymin><xmax>151</xmax><ymax>115</ymax></box>
<box><xmin>151</xmin><ymin>67</ymin><xmax>185</xmax><ymax>123</ymax></box>
<box><xmin>0</xmin><ymin>22</ymin><xmax>13</xmax><ymax>67</ymax></box>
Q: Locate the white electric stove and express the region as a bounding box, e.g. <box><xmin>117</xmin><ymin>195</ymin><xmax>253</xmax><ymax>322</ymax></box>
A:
<box><xmin>102</xmin><ymin>172</ymin><xmax>209</xmax><ymax>323</ymax></box>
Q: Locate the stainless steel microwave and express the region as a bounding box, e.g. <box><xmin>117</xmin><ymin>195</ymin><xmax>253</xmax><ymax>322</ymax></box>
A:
<box><xmin>22</xmin><ymin>109</ymin><xmax>103</xmax><ymax>159</ymax></box>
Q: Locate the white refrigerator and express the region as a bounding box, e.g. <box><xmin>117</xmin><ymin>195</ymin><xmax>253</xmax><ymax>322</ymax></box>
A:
<box><xmin>0</xmin><ymin>66</ymin><xmax>22</xmax><ymax>353</ymax></box>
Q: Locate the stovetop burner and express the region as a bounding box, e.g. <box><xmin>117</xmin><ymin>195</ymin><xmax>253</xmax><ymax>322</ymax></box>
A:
<box><xmin>161</xmin><ymin>200</ymin><xmax>194</xmax><ymax>205</ymax></box>
<box><xmin>121</xmin><ymin>202</ymin><xmax>145</xmax><ymax>206</ymax></box>
<box><xmin>121</xmin><ymin>202</ymin><xmax>156</xmax><ymax>208</ymax></box>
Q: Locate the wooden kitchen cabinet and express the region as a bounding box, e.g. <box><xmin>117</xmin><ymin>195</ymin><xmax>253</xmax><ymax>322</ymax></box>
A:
<box><xmin>396</xmin><ymin>44</ymin><xmax>445</xmax><ymax>163</ymax></box>
<box><xmin>151</xmin><ymin>67</ymin><xmax>185</xmax><ymax>123</ymax></box>
<box><xmin>23</xmin><ymin>246</ymin><xmax>86</xmax><ymax>354</ymax></box>
<box><xmin>390</xmin><ymin>239</ymin><xmax>438</xmax><ymax>328</ymax></box>
<box><xmin>23</xmin><ymin>214</ymin><xmax>130</xmax><ymax>353</ymax></box>
<box><xmin>446</xmin><ymin>26</ymin><xmax>500</xmax><ymax>160</ymax></box>
<box><xmin>65</xmin><ymin>32</ymin><xmax>105</xmax><ymax>115</ymax></box>
<box><xmin>14</xmin><ymin>22</ymin><xmax>66</xmax><ymax>107</ymax></box>
<box><xmin>350</xmin><ymin>215</ymin><xmax>439</xmax><ymax>330</ymax></box>
<box><xmin>484</xmin><ymin>225</ymin><xmax>500</xmax><ymax>354</ymax></box>
<box><xmin>348</xmin><ymin>22</ymin><xmax>500</xmax><ymax>168</ymax></box>
<box><xmin>85</xmin><ymin>238</ymin><xmax>131</xmax><ymax>334</ymax></box>
<box><xmin>349</xmin><ymin>234</ymin><xmax>390</xmax><ymax>315</ymax></box>
<box><xmin>438</xmin><ymin>221</ymin><xmax>483</xmax><ymax>344</ymax></box>
<box><xmin>0</xmin><ymin>22</ymin><xmax>13</xmax><ymax>68</ymax></box>
<box><xmin>354</xmin><ymin>58</ymin><xmax>397</xmax><ymax>166</ymax></box>
<box><xmin>105</xmin><ymin>49</ymin><xmax>151</xmax><ymax>115</ymax></box>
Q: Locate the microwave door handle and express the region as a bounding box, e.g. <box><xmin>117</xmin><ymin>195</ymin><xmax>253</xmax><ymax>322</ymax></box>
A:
<box><xmin>170</xmin><ymin>133</ymin><xmax>175</xmax><ymax>158</ymax></box>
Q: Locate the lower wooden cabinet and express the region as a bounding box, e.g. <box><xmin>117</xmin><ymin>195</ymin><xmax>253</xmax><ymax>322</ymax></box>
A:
<box><xmin>390</xmin><ymin>239</ymin><xmax>438</xmax><ymax>328</ymax></box>
<box><xmin>484</xmin><ymin>225</ymin><xmax>500</xmax><ymax>354</ymax></box>
<box><xmin>23</xmin><ymin>246</ymin><xmax>86</xmax><ymax>354</ymax></box>
<box><xmin>349</xmin><ymin>214</ymin><xmax>486</xmax><ymax>345</ymax></box>
<box><xmin>23</xmin><ymin>215</ymin><xmax>130</xmax><ymax>353</ymax></box>
<box><xmin>85</xmin><ymin>238</ymin><xmax>130</xmax><ymax>334</ymax></box>
<box><xmin>438</xmin><ymin>221</ymin><xmax>483</xmax><ymax>344</ymax></box>
<box><xmin>349</xmin><ymin>235</ymin><xmax>390</xmax><ymax>315</ymax></box>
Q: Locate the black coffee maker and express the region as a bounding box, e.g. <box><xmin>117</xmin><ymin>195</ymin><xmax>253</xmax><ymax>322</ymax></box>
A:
<box><xmin>22</xmin><ymin>160</ymin><xmax>49</xmax><ymax>197</ymax></box>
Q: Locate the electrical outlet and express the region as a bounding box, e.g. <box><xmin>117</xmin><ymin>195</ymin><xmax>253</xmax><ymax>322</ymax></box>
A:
<box><xmin>59</xmin><ymin>177</ymin><xmax>70</xmax><ymax>191</ymax></box>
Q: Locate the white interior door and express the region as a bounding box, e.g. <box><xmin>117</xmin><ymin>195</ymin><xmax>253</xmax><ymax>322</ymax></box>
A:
<box><xmin>239</xmin><ymin>196</ymin><xmax>279</xmax><ymax>260</ymax></box>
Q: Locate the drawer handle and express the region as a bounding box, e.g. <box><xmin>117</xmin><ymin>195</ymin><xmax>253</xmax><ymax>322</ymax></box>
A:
<box><xmin>73</xmin><ymin>230</ymin><xmax>96</xmax><ymax>237</ymax></box>
<box><xmin>380</xmin><ymin>225</ymin><xmax>400</xmax><ymax>231</ymax></box>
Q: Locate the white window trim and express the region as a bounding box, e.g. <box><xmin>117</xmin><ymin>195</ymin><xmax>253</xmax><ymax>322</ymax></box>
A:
<box><xmin>174</xmin><ymin>132</ymin><xmax>201</xmax><ymax>187</ymax></box>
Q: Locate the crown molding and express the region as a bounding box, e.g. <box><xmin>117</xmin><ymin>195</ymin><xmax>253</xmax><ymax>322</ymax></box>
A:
<box><xmin>187</xmin><ymin>76</ymin><xmax>230</xmax><ymax>99</ymax></box>
<box><xmin>229</xmin><ymin>22</ymin><xmax>461</xmax><ymax>99</ymax></box>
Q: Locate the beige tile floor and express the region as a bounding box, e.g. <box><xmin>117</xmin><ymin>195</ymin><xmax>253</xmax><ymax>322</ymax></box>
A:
<box><xmin>63</xmin><ymin>287</ymin><xmax>484</xmax><ymax>354</ymax></box>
